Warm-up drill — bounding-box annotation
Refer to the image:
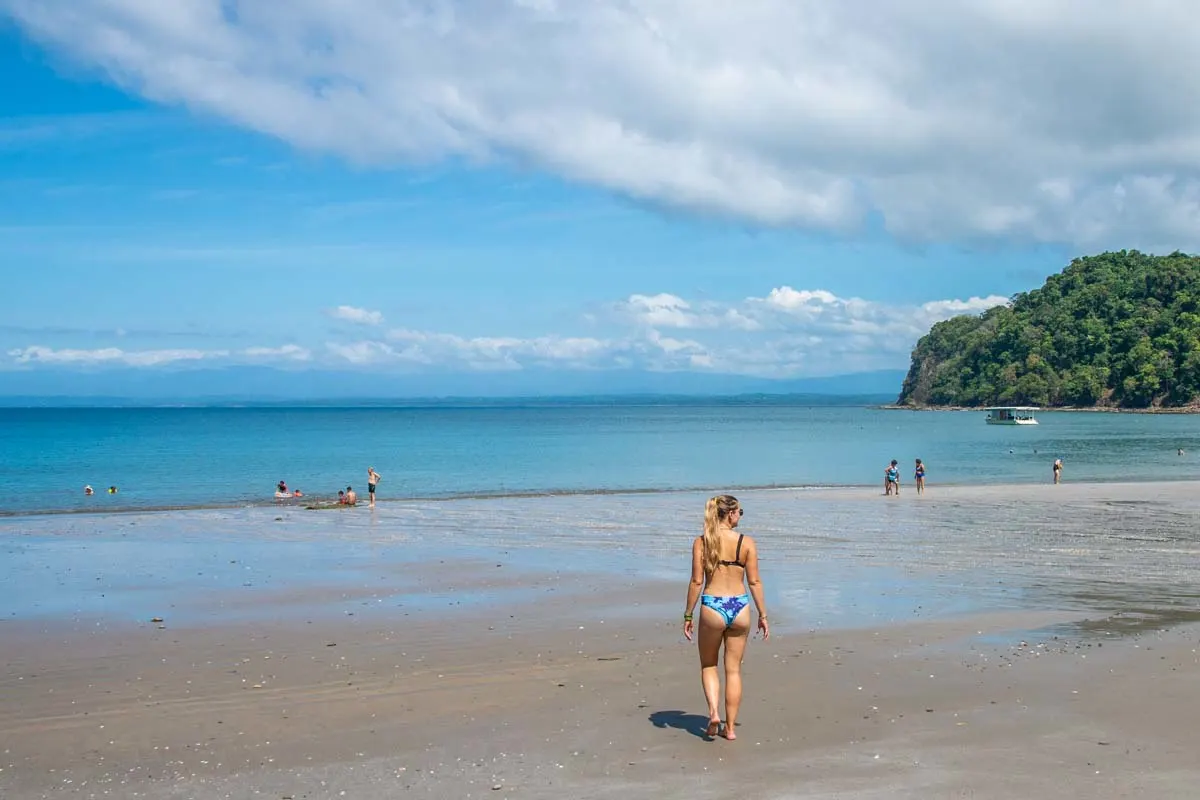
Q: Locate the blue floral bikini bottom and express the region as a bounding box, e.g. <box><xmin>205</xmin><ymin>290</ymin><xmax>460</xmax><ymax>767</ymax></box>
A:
<box><xmin>701</xmin><ymin>594</ymin><xmax>751</xmax><ymax>627</ymax></box>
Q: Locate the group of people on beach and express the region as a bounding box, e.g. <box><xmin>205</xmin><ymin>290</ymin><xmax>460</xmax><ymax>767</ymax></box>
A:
<box><xmin>880</xmin><ymin>456</ymin><xmax>1070</xmax><ymax>493</ymax></box>
<box><xmin>340</xmin><ymin>467</ymin><xmax>381</xmax><ymax>507</ymax></box>
<box><xmin>275</xmin><ymin>480</ymin><xmax>304</xmax><ymax>499</ymax></box>
<box><xmin>883</xmin><ymin>458</ymin><xmax>926</xmax><ymax>496</ymax></box>
<box><xmin>278</xmin><ymin>467</ymin><xmax>382</xmax><ymax>508</ymax></box>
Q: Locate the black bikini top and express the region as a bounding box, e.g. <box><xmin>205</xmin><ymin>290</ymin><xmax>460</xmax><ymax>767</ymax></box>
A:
<box><xmin>718</xmin><ymin>534</ymin><xmax>745</xmax><ymax>568</ymax></box>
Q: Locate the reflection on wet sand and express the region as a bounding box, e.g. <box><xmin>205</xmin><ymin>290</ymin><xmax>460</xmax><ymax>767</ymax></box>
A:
<box><xmin>4</xmin><ymin>480</ymin><xmax>1200</xmax><ymax>641</ymax></box>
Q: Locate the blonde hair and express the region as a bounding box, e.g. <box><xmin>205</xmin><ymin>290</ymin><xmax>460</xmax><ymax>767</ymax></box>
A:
<box><xmin>702</xmin><ymin>494</ymin><xmax>740</xmax><ymax>579</ymax></box>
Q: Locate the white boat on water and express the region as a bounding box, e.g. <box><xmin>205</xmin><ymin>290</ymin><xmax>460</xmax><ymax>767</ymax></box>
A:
<box><xmin>984</xmin><ymin>406</ymin><xmax>1040</xmax><ymax>425</ymax></box>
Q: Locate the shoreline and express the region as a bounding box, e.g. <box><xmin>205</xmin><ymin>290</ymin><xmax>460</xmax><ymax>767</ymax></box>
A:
<box><xmin>5</xmin><ymin>474</ymin><xmax>1200</xmax><ymax>520</ymax></box>
<box><xmin>881</xmin><ymin>403</ymin><xmax>1200</xmax><ymax>413</ymax></box>
<box><xmin>7</xmin><ymin>479</ymin><xmax>1200</xmax><ymax>634</ymax></box>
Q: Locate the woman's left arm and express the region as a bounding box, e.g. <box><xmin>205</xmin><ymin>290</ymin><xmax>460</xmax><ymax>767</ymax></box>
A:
<box><xmin>683</xmin><ymin>537</ymin><xmax>705</xmax><ymax>640</ymax></box>
<box><xmin>744</xmin><ymin>537</ymin><xmax>769</xmax><ymax>640</ymax></box>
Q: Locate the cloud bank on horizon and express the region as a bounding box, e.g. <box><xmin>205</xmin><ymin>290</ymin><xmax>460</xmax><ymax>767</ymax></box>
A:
<box><xmin>6</xmin><ymin>0</ymin><xmax>1200</xmax><ymax>250</ymax></box>
<box><xmin>7</xmin><ymin>290</ymin><xmax>1009</xmax><ymax>377</ymax></box>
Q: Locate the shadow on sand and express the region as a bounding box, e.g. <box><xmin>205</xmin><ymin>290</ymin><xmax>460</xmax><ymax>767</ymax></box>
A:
<box><xmin>648</xmin><ymin>710</ymin><xmax>714</xmax><ymax>739</ymax></box>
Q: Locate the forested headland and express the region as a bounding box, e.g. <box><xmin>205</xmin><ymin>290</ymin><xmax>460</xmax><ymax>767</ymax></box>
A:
<box><xmin>897</xmin><ymin>251</ymin><xmax>1200</xmax><ymax>409</ymax></box>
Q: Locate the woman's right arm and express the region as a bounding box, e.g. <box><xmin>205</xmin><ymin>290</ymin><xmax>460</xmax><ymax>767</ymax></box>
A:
<box><xmin>744</xmin><ymin>537</ymin><xmax>770</xmax><ymax>639</ymax></box>
<box><xmin>683</xmin><ymin>537</ymin><xmax>705</xmax><ymax>641</ymax></box>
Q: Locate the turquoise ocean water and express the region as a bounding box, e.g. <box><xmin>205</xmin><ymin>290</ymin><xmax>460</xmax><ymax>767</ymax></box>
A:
<box><xmin>3</xmin><ymin>400</ymin><xmax>1200</xmax><ymax>516</ymax></box>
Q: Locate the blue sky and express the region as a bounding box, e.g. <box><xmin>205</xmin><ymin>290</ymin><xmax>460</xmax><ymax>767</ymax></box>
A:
<box><xmin>2</xmin><ymin>2</ymin><xmax>1196</xmax><ymax>394</ymax></box>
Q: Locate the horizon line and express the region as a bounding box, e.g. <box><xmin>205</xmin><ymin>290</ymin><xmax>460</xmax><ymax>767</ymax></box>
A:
<box><xmin>0</xmin><ymin>390</ymin><xmax>899</xmax><ymax>409</ymax></box>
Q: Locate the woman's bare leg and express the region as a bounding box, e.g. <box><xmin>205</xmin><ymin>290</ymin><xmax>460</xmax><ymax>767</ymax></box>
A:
<box><xmin>697</xmin><ymin>606</ymin><xmax>725</xmax><ymax>735</ymax></box>
<box><xmin>720</xmin><ymin>608</ymin><xmax>752</xmax><ymax>739</ymax></box>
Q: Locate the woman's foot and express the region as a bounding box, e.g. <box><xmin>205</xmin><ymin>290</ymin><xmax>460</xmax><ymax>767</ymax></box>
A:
<box><xmin>722</xmin><ymin>722</ymin><xmax>737</xmax><ymax>740</ymax></box>
<box><xmin>705</xmin><ymin>717</ymin><xmax>721</xmax><ymax>738</ymax></box>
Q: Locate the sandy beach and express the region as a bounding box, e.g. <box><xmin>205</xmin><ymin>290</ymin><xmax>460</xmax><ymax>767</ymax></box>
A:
<box><xmin>4</xmin><ymin>481</ymin><xmax>1200</xmax><ymax>798</ymax></box>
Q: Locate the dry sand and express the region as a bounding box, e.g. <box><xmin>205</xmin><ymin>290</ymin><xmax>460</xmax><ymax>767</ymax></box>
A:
<box><xmin>4</xmin><ymin>482</ymin><xmax>1200</xmax><ymax>798</ymax></box>
<box><xmin>3</xmin><ymin>610</ymin><xmax>1200</xmax><ymax>799</ymax></box>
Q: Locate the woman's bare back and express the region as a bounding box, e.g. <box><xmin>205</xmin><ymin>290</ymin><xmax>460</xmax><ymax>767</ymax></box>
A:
<box><xmin>702</xmin><ymin>530</ymin><xmax>752</xmax><ymax>596</ymax></box>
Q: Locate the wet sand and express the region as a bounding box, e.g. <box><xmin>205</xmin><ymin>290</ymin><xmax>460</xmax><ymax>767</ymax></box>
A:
<box><xmin>4</xmin><ymin>481</ymin><xmax>1200</xmax><ymax>798</ymax></box>
<box><xmin>4</xmin><ymin>610</ymin><xmax>1200</xmax><ymax>799</ymax></box>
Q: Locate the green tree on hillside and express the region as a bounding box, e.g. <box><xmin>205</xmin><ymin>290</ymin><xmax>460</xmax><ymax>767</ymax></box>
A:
<box><xmin>898</xmin><ymin>251</ymin><xmax>1200</xmax><ymax>409</ymax></box>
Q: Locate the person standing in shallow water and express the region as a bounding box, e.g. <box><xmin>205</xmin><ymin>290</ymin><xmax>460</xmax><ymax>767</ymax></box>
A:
<box><xmin>367</xmin><ymin>466</ymin><xmax>381</xmax><ymax>507</ymax></box>
<box><xmin>914</xmin><ymin>458</ymin><xmax>926</xmax><ymax>494</ymax></box>
<box><xmin>1053</xmin><ymin>458</ymin><xmax>1063</xmax><ymax>484</ymax></box>
<box><xmin>682</xmin><ymin>495</ymin><xmax>768</xmax><ymax>741</ymax></box>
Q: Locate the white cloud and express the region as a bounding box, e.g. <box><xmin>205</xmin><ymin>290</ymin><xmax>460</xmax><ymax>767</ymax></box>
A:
<box><xmin>751</xmin><ymin>287</ymin><xmax>1010</xmax><ymax>353</ymax></box>
<box><xmin>918</xmin><ymin>296</ymin><xmax>1012</xmax><ymax>318</ymax></box>
<box><xmin>386</xmin><ymin>329</ymin><xmax>615</xmax><ymax>370</ymax></box>
<box><xmin>763</xmin><ymin>288</ymin><xmax>840</xmax><ymax>313</ymax></box>
<box><xmin>242</xmin><ymin>344</ymin><xmax>311</xmax><ymax>361</ymax></box>
<box><xmin>7</xmin><ymin>345</ymin><xmax>224</xmax><ymax>367</ymax></box>
<box><xmin>315</xmin><ymin>285</ymin><xmax>1004</xmax><ymax>377</ymax></box>
<box><xmin>321</xmin><ymin>327</ymin><xmax>721</xmax><ymax>373</ymax></box>
<box><xmin>328</xmin><ymin>305</ymin><xmax>384</xmax><ymax>326</ymax></box>
<box><xmin>325</xmin><ymin>340</ymin><xmax>395</xmax><ymax>365</ymax></box>
<box><xmin>621</xmin><ymin>293</ymin><xmax>761</xmax><ymax>330</ymax></box>
<box><xmin>7</xmin><ymin>343</ymin><xmax>315</xmax><ymax>367</ymax></box>
<box><xmin>7</xmin><ymin>1</ymin><xmax>1200</xmax><ymax>249</ymax></box>
<box><xmin>6</xmin><ymin>288</ymin><xmax>1006</xmax><ymax>378</ymax></box>
<box><xmin>624</xmin><ymin>293</ymin><xmax>694</xmax><ymax>328</ymax></box>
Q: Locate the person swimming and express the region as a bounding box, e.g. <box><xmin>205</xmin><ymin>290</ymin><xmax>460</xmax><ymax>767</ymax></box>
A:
<box><xmin>84</xmin><ymin>485</ymin><xmax>94</xmax><ymax>496</ymax></box>
<box><xmin>107</xmin><ymin>486</ymin><xmax>118</xmax><ymax>494</ymax></box>
<box><xmin>682</xmin><ymin>495</ymin><xmax>769</xmax><ymax>741</ymax></box>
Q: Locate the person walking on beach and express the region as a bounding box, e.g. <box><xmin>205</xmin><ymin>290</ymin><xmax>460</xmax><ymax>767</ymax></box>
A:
<box><xmin>682</xmin><ymin>495</ymin><xmax>768</xmax><ymax>741</ymax></box>
<box><xmin>367</xmin><ymin>466</ymin><xmax>381</xmax><ymax>507</ymax></box>
<box><xmin>884</xmin><ymin>460</ymin><xmax>900</xmax><ymax>496</ymax></box>
<box><xmin>914</xmin><ymin>458</ymin><xmax>926</xmax><ymax>494</ymax></box>
<box><xmin>1053</xmin><ymin>458</ymin><xmax>1063</xmax><ymax>484</ymax></box>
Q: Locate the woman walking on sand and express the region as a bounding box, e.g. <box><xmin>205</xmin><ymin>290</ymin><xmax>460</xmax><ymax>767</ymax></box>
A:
<box><xmin>682</xmin><ymin>495</ymin><xmax>768</xmax><ymax>740</ymax></box>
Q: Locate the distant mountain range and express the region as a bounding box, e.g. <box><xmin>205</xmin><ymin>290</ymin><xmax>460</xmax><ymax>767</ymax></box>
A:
<box><xmin>0</xmin><ymin>366</ymin><xmax>906</xmax><ymax>406</ymax></box>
